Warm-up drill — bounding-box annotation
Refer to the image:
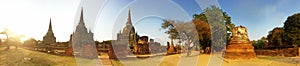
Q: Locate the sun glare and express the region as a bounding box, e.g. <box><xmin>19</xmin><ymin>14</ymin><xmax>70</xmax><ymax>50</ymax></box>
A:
<box><xmin>0</xmin><ymin>28</ymin><xmax>29</xmax><ymax>43</ymax></box>
<box><xmin>20</xmin><ymin>36</ymin><xmax>30</xmax><ymax>43</ymax></box>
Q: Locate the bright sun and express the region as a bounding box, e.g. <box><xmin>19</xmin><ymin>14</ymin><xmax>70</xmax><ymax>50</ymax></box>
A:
<box><xmin>0</xmin><ymin>28</ymin><xmax>30</xmax><ymax>43</ymax></box>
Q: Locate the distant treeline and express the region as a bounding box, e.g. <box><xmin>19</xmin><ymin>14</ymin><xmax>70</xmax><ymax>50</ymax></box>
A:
<box><xmin>253</xmin><ymin>13</ymin><xmax>300</xmax><ymax>49</ymax></box>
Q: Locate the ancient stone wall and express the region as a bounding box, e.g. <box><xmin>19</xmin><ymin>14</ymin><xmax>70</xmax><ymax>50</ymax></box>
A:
<box><xmin>255</xmin><ymin>48</ymin><xmax>298</xmax><ymax>57</ymax></box>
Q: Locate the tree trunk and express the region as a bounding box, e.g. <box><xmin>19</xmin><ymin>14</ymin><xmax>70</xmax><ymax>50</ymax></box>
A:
<box><xmin>187</xmin><ymin>47</ymin><xmax>191</xmax><ymax>56</ymax></box>
<box><xmin>186</xmin><ymin>39</ymin><xmax>194</xmax><ymax>56</ymax></box>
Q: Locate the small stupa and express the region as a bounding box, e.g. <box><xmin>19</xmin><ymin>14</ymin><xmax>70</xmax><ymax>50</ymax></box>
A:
<box><xmin>224</xmin><ymin>26</ymin><xmax>256</xmax><ymax>59</ymax></box>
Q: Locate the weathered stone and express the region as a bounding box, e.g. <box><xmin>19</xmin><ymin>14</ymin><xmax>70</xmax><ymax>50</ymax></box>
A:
<box><xmin>72</xmin><ymin>9</ymin><xmax>98</xmax><ymax>59</ymax></box>
<box><xmin>133</xmin><ymin>36</ymin><xmax>151</xmax><ymax>55</ymax></box>
<box><xmin>81</xmin><ymin>44</ymin><xmax>98</xmax><ymax>58</ymax></box>
<box><xmin>149</xmin><ymin>39</ymin><xmax>163</xmax><ymax>53</ymax></box>
<box><xmin>42</xmin><ymin>18</ymin><xmax>56</xmax><ymax>49</ymax></box>
<box><xmin>109</xmin><ymin>41</ymin><xmax>127</xmax><ymax>59</ymax></box>
<box><xmin>65</xmin><ymin>47</ymin><xmax>73</xmax><ymax>56</ymax></box>
<box><xmin>224</xmin><ymin>26</ymin><xmax>256</xmax><ymax>59</ymax></box>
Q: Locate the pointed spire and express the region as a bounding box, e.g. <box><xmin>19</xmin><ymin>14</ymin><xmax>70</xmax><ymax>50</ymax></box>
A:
<box><xmin>76</xmin><ymin>7</ymin><xmax>90</xmax><ymax>33</ymax></box>
<box><xmin>48</xmin><ymin>18</ymin><xmax>53</xmax><ymax>32</ymax></box>
<box><xmin>79</xmin><ymin>7</ymin><xmax>85</xmax><ymax>25</ymax></box>
<box><xmin>126</xmin><ymin>9</ymin><xmax>132</xmax><ymax>25</ymax></box>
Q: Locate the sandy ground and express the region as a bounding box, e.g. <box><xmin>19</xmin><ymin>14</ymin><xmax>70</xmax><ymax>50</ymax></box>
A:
<box><xmin>1</xmin><ymin>47</ymin><xmax>299</xmax><ymax>66</ymax></box>
<box><xmin>112</xmin><ymin>51</ymin><xmax>300</xmax><ymax>66</ymax></box>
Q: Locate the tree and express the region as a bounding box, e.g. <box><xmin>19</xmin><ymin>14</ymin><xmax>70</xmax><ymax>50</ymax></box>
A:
<box><xmin>194</xmin><ymin>6</ymin><xmax>232</xmax><ymax>52</ymax></box>
<box><xmin>283</xmin><ymin>13</ymin><xmax>300</xmax><ymax>47</ymax></box>
<box><xmin>161</xmin><ymin>20</ymin><xmax>199</xmax><ymax>56</ymax></box>
<box><xmin>174</xmin><ymin>22</ymin><xmax>199</xmax><ymax>56</ymax></box>
<box><xmin>161</xmin><ymin>20</ymin><xmax>180</xmax><ymax>46</ymax></box>
<box><xmin>192</xmin><ymin>19</ymin><xmax>211</xmax><ymax>53</ymax></box>
<box><xmin>252</xmin><ymin>37</ymin><xmax>267</xmax><ymax>49</ymax></box>
<box><xmin>193</xmin><ymin>7</ymin><xmax>234</xmax><ymax>44</ymax></box>
<box><xmin>0</xmin><ymin>28</ymin><xmax>24</xmax><ymax>50</ymax></box>
<box><xmin>267</xmin><ymin>27</ymin><xmax>286</xmax><ymax>49</ymax></box>
<box><xmin>0</xmin><ymin>29</ymin><xmax>11</xmax><ymax>50</ymax></box>
<box><xmin>22</xmin><ymin>37</ymin><xmax>37</xmax><ymax>47</ymax></box>
<box><xmin>161</xmin><ymin>6</ymin><xmax>233</xmax><ymax>55</ymax></box>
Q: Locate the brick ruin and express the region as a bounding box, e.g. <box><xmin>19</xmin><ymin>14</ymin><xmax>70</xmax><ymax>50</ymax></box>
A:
<box><xmin>133</xmin><ymin>36</ymin><xmax>151</xmax><ymax>55</ymax></box>
<box><xmin>224</xmin><ymin>26</ymin><xmax>256</xmax><ymax>59</ymax></box>
<box><xmin>108</xmin><ymin>9</ymin><xmax>165</xmax><ymax>59</ymax></box>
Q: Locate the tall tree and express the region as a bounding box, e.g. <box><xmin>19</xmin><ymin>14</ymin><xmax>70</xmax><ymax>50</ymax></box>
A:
<box><xmin>192</xmin><ymin>19</ymin><xmax>211</xmax><ymax>53</ymax></box>
<box><xmin>194</xmin><ymin>7</ymin><xmax>234</xmax><ymax>44</ymax></box>
<box><xmin>161</xmin><ymin>6</ymin><xmax>233</xmax><ymax>55</ymax></box>
<box><xmin>161</xmin><ymin>20</ymin><xmax>180</xmax><ymax>45</ymax></box>
<box><xmin>267</xmin><ymin>27</ymin><xmax>286</xmax><ymax>49</ymax></box>
<box><xmin>161</xmin><ymin>20</ymin><xmax>199</xmax><ymax>56</ymax></box>
<box><xmin>174</xmin><ymin>22</ymin><xmax>199</xmax><ymax>56</ymax></box>
<box><xmin>283</xmin><ymin>13</ymin><xmax>300</xmax><ymax>47</ymax></box>
<box><xmin>194</xmin><ymin>6</ymin><xmax>233</xmax><ymax>52</ymax></box>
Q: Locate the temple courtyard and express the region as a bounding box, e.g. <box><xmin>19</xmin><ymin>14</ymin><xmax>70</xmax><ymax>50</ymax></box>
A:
<box><xmin>0</xmin><ymin>47</ymin><xmax>299</xmax><ymax>66</ymax></box>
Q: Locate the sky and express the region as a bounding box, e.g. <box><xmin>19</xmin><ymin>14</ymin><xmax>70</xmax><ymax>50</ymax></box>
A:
<box><xmin>95</xmin><ymin>0</ymin><xmax>192</xmax><ymax>45</ymax></box>
<box><xmin>0</xmin><ymin>0</ymin><xmax>300</xmax><ymax>44</ymax></box>
<box><xmin>218</xmin><ymin>0</ymin><xmax>300</xmax><ymax>40</ymax></box>
<box><xmin>0</xmin><ymin>0</ymin><xmax>81</xmax><ymax>42</ymax></box>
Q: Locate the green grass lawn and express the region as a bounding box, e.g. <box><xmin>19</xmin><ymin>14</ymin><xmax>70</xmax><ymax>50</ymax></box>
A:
<box><xmin>0</xmin><ymin>47</ymin><xmax>77</xmax><ymax>66</ymax></box>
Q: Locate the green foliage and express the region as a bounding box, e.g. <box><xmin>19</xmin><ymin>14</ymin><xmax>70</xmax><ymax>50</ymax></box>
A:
<box><xmin>192</xmin><ymin>19</ymin><xmax>211</xmax><ymax>53</ymax></box>
<box><xmin>194</xmin><ymin>6</ymin><xmax>233</xmax><ymax>51</ymax></box>
<box><xmin>161</xmin><ymin>20</ymin><xmax>180</xmax><ymax>43</ymax></box>
<box><xmin>266</xmin><ymin>13</ymin><xmax>300</xmax><ymax>48</ymax></box>
<box><xmin>267</xmin><ymin>27</ymin><xmax>286</xmax><ymax>48</ymax></box>
<box><xmin>252</xmin><ymin>37</ymin><xmax>267</xmax><ymax>49</ymax></box>
<box><xmin>283</xmin><ymin>13</ymin><xmax>300</xmax><ymax>47</ymax></box>
<box><xmin>161</xmin><ymin>6</ymin><xmax>234</xmax><ymax>54</ymax></box>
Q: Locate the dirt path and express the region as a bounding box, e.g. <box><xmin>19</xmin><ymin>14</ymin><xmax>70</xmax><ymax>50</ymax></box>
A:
<box><xmin>111</xmin><ymin>53</ymin><xmax>300</xmax><ymax>66</ymax></box>
<box><xmin>99</xmin><ymin>53</ymin><xmax>113</xmax><ymax>66</ymax></box>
